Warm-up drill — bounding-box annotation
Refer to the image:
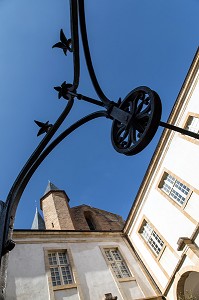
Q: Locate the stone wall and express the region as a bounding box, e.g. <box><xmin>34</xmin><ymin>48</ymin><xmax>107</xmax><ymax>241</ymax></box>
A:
<box><xmin>71</xmin><ymin>205</ymin><xmax>125</xmax><ymax>231</ymax></box>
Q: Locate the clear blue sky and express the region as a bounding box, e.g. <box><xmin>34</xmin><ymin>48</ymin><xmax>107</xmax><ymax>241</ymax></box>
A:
<box><xmin>0</xmin><ymin>0</ymin><xmax>198</xmax><ymax>229</ymax></box>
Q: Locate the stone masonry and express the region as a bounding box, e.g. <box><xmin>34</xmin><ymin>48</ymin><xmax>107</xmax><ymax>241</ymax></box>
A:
<box><xmin>71</xmin><ymin>205</ymin><xmax>125</xmax><ymax>231</ymax></box>
<box><xmin>40</xmin><ymin>190</ymin><xmax>75</xmax><ymax>230</ymax></box>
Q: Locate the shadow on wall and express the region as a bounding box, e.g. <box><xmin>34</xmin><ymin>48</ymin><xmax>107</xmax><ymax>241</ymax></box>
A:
<box><xmin>70</xmin><ymin>242</ymin><xmax>146</xmax><ymax>300</ymax></box>
<box><xmin>6</xmin><ymin>244</ymin><xmax>49</xmax><ymax>300</ymax></box>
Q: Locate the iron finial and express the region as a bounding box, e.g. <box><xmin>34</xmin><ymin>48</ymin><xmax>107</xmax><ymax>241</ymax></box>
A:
<box><xmin>52</xmin><ymin>29</ymin><xmax>72</xmax><ymax>55</ymax></box>
<box><xmin>34</xmin><ymin>120</ymin><xmax>53</xmax><ymax>136</ymax></box>
<box><xmin>54</xmin><ymin>81</ymin><xmax>74</xmax><ymax>100</ymax></box>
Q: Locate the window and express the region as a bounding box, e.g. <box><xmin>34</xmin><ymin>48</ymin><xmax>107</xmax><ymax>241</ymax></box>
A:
<box><xmin>48</xmin><ymin>252</ymin><xmax>73</xmax><ymax>286</ymax></box>
<box><xmin>140</xmin><ymin>220</ymin><xmax>164</xmax><ymax>256</ymax></box>
<box><xmin>185</xmin><ymin>115</ymin><xmax>199</xmax><ymax>134</ymax></box>
<box><xmin>160</xmin><ymin>172</ymin><xmax>190</xmax><ymax>206</ymax></box>
<box><xmin>104</xmin><ymin>248</ymin><xmax>131</xmax><ymax>278</ymax></box>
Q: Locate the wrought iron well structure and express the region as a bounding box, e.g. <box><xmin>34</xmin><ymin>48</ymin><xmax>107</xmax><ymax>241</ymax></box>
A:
<box><xmin>0</xmin><ymin>1</ymin><xmax>198</xmax><ymax>298</ymax></box>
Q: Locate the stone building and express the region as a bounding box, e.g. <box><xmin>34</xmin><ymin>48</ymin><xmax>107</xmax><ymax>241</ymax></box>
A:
<box><xmin>6</xmin><ymin>49</ymin><xmax>199</xmax><ymax>300</ymax></box>
<box><xmin>40</xmin><ymin>181</ymin><xmax>124</xmax><ymax>232</ymax></box>
<box><xmin>7</xmin><ymin>182</ymin><xmax>157</xmax><ymax>300</ymax></box>
<box><xmin>124</xmin><ymin>49</ymin><xmax>199</xmax><ymax>299</ymax></box>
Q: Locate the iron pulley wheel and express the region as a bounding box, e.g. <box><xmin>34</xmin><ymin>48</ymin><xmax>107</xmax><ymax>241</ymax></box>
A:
<box><xmin>111</xmin><ymin>86</ymin><xmax>162</xmax><ymax>155</ymax></box>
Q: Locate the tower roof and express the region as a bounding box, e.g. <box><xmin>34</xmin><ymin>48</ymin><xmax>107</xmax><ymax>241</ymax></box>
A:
<box><xmin>44</xmin><ymin>181</ymin><xmax>60</xmax><ymax>196</ymax></box>
<box><xmin>31</xmin><ymin>208</ymin><xmax>46</xmax><ymax>230</ymax></box>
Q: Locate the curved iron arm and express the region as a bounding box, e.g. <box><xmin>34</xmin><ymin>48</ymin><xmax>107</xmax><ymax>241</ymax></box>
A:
<box><xmin>70</xmin><ymin>0</ymin><xmax>80</xmax><ymax>89</ymax></box>
<box><xmin>0</xmin><ymin>108</ymin><xmax>108</xmax><ymax>297</ymax></box>
<box><xmin>2</xmin><ymin>0</ymin><xmax>81</xmax><ymax>246</ymax></box>
<box><xmin>3</xmin><ymin>0</ymin><xmax>81</xmax><ymax>225</ymax></box>
<box><xmin>9</xmin><ymin>110</ymin><xmax>108</xmax><ymax>216</ymax></box>
<box><xmin>0</xmin><ymin>100</ymin><xmax>74</xmax><ymax>260</ymax></box>
<box><xmin>0</xmin><ymin>2</ymin><xmax>111</xmax><ymax>295</ymax></box>
<box><xmin>0</xmin><ymin>1</ymin><xmax>80</xmax><ymax>271</ymax></box>
<box><xmin>0</xmin><ymin>101</ymin><xmax>74</xmax><ymax>297</ymax></box>
<box><xmin>0</xmin><ymin>109</ymin><xmax>107</xmax><ymax>297</ymax></box>
<box><xmin>8</xmin><ymin>110</ymin><xmax>107</xmax><ymax>223</ymax></box>
<box><xmin>78</xmin><ymin>0</ymin><xmax>111</xmax><ymax>107</ymax></box>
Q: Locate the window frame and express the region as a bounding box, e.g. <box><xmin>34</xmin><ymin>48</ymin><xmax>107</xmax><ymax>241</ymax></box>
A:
<box><xmin>101</xmin><ymin>246</ymin><xmax>135</xmax><ymax>282</ymax></box>
<box><xmin>48</xmin><ymin>251</ymin><xmax>74</xmax><ymax>287</ymax></box>
<box><xmin>159</xmin><ymin>172</ymin><xmax>191</xmax><ymax>208</ymax></box>
<box><xmin>44</xmin><ymin>248</ymin><xmax>77</xmax><ymax>293</ymax></box>
<box><xmin>157</xmin><ymin>169</ymin><xmax>198</xmax><ymax>225</ymax></box>
<box><xmin>158</xmin><ymin>170</ymin><xmax>192</xmax><ymax>209</ymax></box>
<box><xmin>138</xmin><ymin>218</ymin><xmax>166</xmax><ymax>260</ymax></box>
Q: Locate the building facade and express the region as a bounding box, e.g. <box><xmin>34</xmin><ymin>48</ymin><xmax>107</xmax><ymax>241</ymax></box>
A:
<box><xmin>6</xmin><ymin>183</ymin><xmax>157</xmax><ymax>300</ymax></box>
<box><xmin>6</xmin><ymin>49</ymin><xmax>199</xmax><ymax>299</ymax></box>
<box><xmin>124</xmin><ymin>49</ymin><xmax>199</xmax><ymax>299</ymax></box>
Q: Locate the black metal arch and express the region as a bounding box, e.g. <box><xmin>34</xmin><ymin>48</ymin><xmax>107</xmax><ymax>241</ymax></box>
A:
<box><xmin>0</xmin><ymin>1</ymin><xmax>198</xmax><ymax>298</ymax></box>
<box><xmin>7</xmin><ymin>109</ymin><xmax>107</xmax><ymax>224</ymax></box>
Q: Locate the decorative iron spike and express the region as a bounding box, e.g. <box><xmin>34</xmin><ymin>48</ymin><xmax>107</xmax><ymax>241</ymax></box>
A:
<box><xmin>54</xmin><ymin>86</ymin><xmax>62</xmax><ymax>99</ymax></box>
<box><xmin>52</xmin><ymin>29</ymin><xmax>72</xmax><ymax>55</ymax></box>
<box><xmin>34</xmin><ymin>120</ymin><xmax>53</xmax><ymax>136</ymax></box>
<box><xmin>54</xmin><ymin>81</ymin><xmax>73</xmax><ymax>100</ymax></box>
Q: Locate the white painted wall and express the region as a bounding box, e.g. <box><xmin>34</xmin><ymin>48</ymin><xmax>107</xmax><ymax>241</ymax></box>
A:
<box><xmin>54</xmin><ymin>288</ymin><xmax>80</xmax><ymax>300</ymax></box>
<box><xmin>120</xmin><ymin>281</ymin><xmax>144</xmax><ymax>299</ymax></box>
<box><xmin>7</xmin><ymin>232</ymin><xmax>156</xmax><ymax>300</ymax></box>
<box><xmin>126</xmin><ymin>63</ymin><xmax>199</xmax><ymax>294</ymax></box>
<box><xmin>7</xmin><ymin>243</ymin><xmax>50</xmax><ymax>300</ymax></box>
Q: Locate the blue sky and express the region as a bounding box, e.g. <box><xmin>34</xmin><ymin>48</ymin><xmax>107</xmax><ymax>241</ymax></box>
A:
<box><xmin>0</xmin><ymin>0</ymin><xmax>198</xmax><ymax>229</ymax></box>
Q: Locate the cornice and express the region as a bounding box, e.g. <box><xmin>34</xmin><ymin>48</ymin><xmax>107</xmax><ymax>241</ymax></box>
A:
<box><xmin>13</xmin><ymin>229</ymin><xmax>124</xmax><ymax>241</ymax></box>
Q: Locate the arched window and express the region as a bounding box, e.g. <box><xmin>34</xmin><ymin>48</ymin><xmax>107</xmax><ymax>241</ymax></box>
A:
<box><xmin>84</xmin><ymin>211</ymin><xmax>96</xmax><ymax>230</ymax></box>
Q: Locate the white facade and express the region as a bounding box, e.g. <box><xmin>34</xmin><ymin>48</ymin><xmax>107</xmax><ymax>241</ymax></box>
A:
<box><xmin>7</xmin><ymin>231</ymin><xmax>157</xmax><ymax>300</ymax></box>
<box><xmin>125</xmin><ymin>49</ymin><xmax>199</xmax><ymax>299</ymax></box>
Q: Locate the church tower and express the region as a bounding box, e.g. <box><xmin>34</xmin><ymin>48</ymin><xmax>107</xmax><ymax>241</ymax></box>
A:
<box><xmin>40</xmin><ymin>181</ymin><xmax>75</xmax><ymax>230</ymax></box>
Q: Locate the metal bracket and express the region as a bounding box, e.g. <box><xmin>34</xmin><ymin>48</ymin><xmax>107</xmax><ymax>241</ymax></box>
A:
<box><xmin>160</xmin><ymin>121</ymin><xmax>199</xmax><ymax>139</ymax></box>
<box><xmin>109</xmin><ymin>105</ymin><xmax>130</xmax><ymax>125</ymax></box>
